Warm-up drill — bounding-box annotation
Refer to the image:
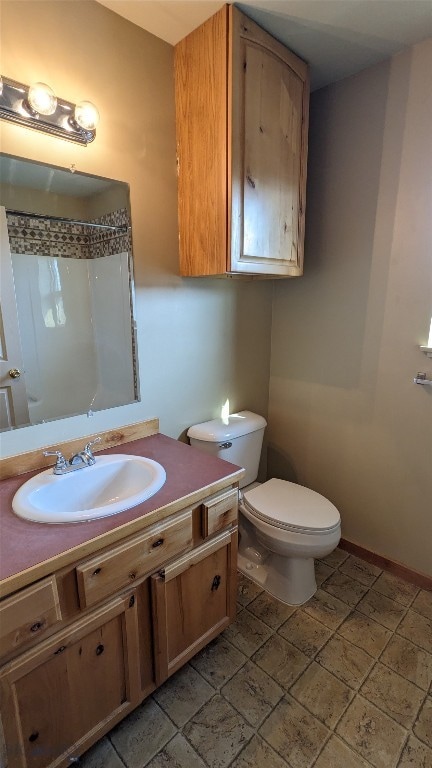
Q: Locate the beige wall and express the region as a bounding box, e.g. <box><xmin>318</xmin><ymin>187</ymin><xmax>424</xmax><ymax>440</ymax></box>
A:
<box><xmin>0</xmin><ymin>0</ymin><xmax>272</xmax><ymax>456</ymax></box>
<box><xmin>1</xmin><ymin>1</ymin><xmax>430</xmax><ymax>577</ymax></box>
<box><xmin>268</xmin><ymin>40</ymin><xmax>432</xmax><ymax>576</ymax></box>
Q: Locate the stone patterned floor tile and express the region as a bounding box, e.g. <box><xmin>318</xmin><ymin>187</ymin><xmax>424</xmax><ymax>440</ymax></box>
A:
<box><xmin>152</xmin><ymin>664</ymin><xmax>214</xmax><ymax>727</ymax></box>
<box><xmin>319</xmin><ymin>547</ymin><xmax>349</xmax><ymax>569</ymax></box>
<box><xmin>397</xmin><ymin>610</ymin><xmax>432</xmax><ymax>654</ymax></box>
<box><xmin>290</xmin><ymin>661</ymin><xmax>353</xmax><ymax>727</ymax></box>
<box><xmin>339</xmin><ymin>555</ymin><xmax>382</xmax><ymax>586</ymax></box>
<box><xmin>259</xmin><ymin>694</ymin><xmax>330</xmax><ymax>768</ymax></box>
<box><xmin>223</xmin><ymin>608</ymin><xmax>272</xmax><ymax>656</ymax></box>
<box><xmin>221</xmin><ymin>661</ymin><xmax>284</xmax><ymax>727</ymax></box>
<box><xmin>411</xmin><ymin>590</ymin><xmax>432</xmax><ymax>622</ymax></box>
<box><xmin>380</xmin><ymin>635</ymin><xmax>432</xmax><ymax>692</ymax></box>
<box><xmin>231</xmin><ymin>735</ymin><xmax>289</xmax><ymax>768</ymax></box>
<box><xmin>246</xmin><ymin>591</ymin><xmax>296</xmax><ymax>629</ymax></box>
<box><xmin>252</xmin><ymin>634</ymin><xmax>310</xmax><ymax>690</ymax></box>
<box><xmin>360</xmin><ymin>663</ymin><xmax>425</xmax><ymax>728</ymax></box>
<box><xmin>337</xmin><ymin>610</ymin><xmax>391</xmax><ymax>656</ymax></box>
<box><xmin>413</xmin><ymin>698</ymin><xmax>432</xmax><ymax>749</ymax></box>
<box><xmin>398</xmin><ymin>735</ymin><xmax>432</xmax><ymax>768</ymax></box>
<box><xmin>237</xmin><ymin>574</ymin><xmax>263</xmax><ymax>606</ymax></box>
<box><xmin>316</xmin><ymin>635</ymin><xmax>374</xmax><ymax>689</ymax></box>
<box><xmin>313</xmin><ymin>735</ymin><xmax>370</xmax><ymax>768</ymax></box>
<box><xmin>371</xmin><ymin>572</ymin><xmax>419</xmax><ymax>607</ymax></box>
<box><xmin>88</xmin><ymin>562</ymin><xmax>431</xmax><ymax>768</ymax></box>
<box><xmin>79</xmin><ymin>737</ymin><xmax>125</xmax><ymax>768</ymax></box>
<box><xmin>145</xmin><ymin>733</ymin><xmax>206</xmax><ymax>768</ymax></box>
<box><xmin>189</xmin><ymin>635</ymin><xmax>247</xmax><ymax>689</ymax></box>
<box><xmin>356</xmin><ymin>589</ymin><xmax>407</xmax><ymax>630</ymax></box>
<box><xmin>183</xmin><ymin>694</ymin><xmax>253</xmax><ymax>768</ymax></box>
<box><xmin>278</xmin><ymin>611</ymin><xmax>332</xmax><ymax>658</ymax></box>
<box><xmin>314</xmin><ymin>560</ymin><xmax>334</xmax><ymax>586</ymax></box>
<box><xmin>109</xmin><ymin>699</ymin><xmax>176</xmax><ymax>768</ymax></box>
<box><xmin>301</xmin><ymin>589</ymin><xmax>351</xmax><ymax>630</ymax></box>
<box><xmin>336</xmin><ymin>695</ymin><xmax>407</xmax><ymax>768</ymax></box>
<box><xmin>321</xmin><ymin>571</ymin><xmax>369</xmax><ymax>607</ymax></box>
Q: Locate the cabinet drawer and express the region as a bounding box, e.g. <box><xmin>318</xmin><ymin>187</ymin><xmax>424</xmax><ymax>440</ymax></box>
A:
<box><xmin>76</xmin><ymin>510</ymin><xmax>193</xmax><ymax>609</ymax></box>
<box><xmin>202</xmin><ymin>488</ymin><xmax>238</xmax><ymax>537</ymax></box>
<box><xmin>0</xmin><ymin>575</ymin><xmax>61</xmax><ymax>657</ymax></box>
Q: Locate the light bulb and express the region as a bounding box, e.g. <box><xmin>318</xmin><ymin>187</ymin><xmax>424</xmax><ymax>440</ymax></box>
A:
<box><xmin>74</xmin><ymin>101</ymin><xmax>99</xmax><ymax>131</ymax></box>
<box><xmin>28</xmin><ymin>82</ymin><xmax>57</xmax><ymax>116</ymax></box>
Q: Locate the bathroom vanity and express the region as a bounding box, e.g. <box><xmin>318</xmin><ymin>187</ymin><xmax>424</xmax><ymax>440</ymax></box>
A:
<box><xmin>0</xmin><ymin>422</ymin><xmax>244</xmax><ymax>768</ymax></box>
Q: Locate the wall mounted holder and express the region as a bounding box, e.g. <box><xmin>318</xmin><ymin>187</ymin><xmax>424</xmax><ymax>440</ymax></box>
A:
<box><xmin>414</xmin><ymin>372</ymin><xmax>432</xmax><ymax>386</ymax></box>
<box><xmin>0</xmin><ymin>75</ymin><xmax>98</xmax><ymax>145</ymax></box>
<box><xmin>420</xmin><ymin>346</ymin><xmax>432</xmax><ymax>358</ymax></box>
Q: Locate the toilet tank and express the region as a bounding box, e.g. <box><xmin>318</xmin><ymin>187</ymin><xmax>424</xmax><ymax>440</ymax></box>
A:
<box><xmin>187</xmin><ymin>411</ymin><xmax>267</xmax><ymax>488</ymax></box>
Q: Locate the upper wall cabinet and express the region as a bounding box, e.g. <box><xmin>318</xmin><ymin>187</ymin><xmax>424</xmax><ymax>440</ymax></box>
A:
<box><xmin>175</xmin><ymin>5</ymin><xmax>309</xmax><ymax>278</ymax></box>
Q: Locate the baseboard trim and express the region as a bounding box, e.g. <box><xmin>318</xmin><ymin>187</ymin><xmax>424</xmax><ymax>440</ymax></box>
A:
<box><xmin>339</xmin><ymin>538</ymin><xmax>432</xmax><ymax>591</ymax></box>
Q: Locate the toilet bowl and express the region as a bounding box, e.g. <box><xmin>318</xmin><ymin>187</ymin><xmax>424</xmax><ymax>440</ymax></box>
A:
<box><xmin>187</xmin><ymin>411</ymin><xmax>341</xmax><ymax>606</ymax></box>
<box><xmin>238</xmin><ymin>478</ymin><xmax>341</xmax><ymax>605</ymax></box>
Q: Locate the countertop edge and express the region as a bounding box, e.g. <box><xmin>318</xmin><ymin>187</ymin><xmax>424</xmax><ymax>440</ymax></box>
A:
<box><xmin>0</xmin><ymin>468</ymin><xmax>244</xmax><ymax>600</ymax></box>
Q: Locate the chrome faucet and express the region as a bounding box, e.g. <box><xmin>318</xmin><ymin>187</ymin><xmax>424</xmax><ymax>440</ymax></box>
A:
<box><xmin>44</xmin><ymin>437</ymin><xmax>102</xmax><ymax>475</ymax></box>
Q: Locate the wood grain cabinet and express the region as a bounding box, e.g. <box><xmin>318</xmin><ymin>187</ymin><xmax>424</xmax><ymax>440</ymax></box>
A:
<box><xmin>0</xmin><ymin>486</ymin><xmax>239</xmax><ymax>768</ymax></box>
<box><xmin>0</xmin><ymin>593</ymin><xmax>141</xmax><ymax>768</ymax></box>
<box><xmin>152</xmin><ymin>528</ymin><xmax>237</xmax><ymax>684</ymax></box>
<box><xmin>175</xmin><ymin>4</ymin><xmax>309</xmax><ymax>278</ymax></box>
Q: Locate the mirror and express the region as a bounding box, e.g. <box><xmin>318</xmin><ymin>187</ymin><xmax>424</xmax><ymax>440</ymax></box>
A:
<box><xmin>0</xmin><ymin>153</ymin><xmax>139</xmax><ymax>431</ymax></box>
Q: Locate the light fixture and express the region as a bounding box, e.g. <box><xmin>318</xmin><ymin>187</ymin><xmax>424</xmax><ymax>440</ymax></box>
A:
<box><xmin>0</xmin><ymin>75</ymin><xmax>99</xmax><ymax>145</ymax></box>
<box><xmin>26</xmin><ymin>82</ymin><xmax>57</xmax><ymax>116</ymax></box>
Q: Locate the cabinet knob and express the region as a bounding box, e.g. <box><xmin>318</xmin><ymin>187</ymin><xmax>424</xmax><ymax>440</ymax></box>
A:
<box><xmin>96</xmin><ymin>644</ymin><xmax>104</xmax><ymax>656</ymax></box>
<box><xmin>29</xmin><ymin>731</ymin><xmax>39</xmax><ymax>742</ymax></box>
<box><xmin>8</xmin><ymin>368</ymin><xmax>21</xmax><ymax>379</ymax></box>
<box><xmin>30</xmin><ymin>621</ymin><xmax>44</xmax><ymax>633</ymax></box>
<box><xmin>211</xmin><ymin>575</ymin><xmax>221</xmax><ymax>591</ymax></box>
<box><xmin>152</xmin><ymin>538</ymin><xmax>164</xmax><ymax>548</ymax></box>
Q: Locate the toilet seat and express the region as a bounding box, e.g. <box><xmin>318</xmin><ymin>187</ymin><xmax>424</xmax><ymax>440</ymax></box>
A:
<box><xmin>242</xmin><ymin>478</ymin><xmax>340</xmax><ymax>535</ymax></box>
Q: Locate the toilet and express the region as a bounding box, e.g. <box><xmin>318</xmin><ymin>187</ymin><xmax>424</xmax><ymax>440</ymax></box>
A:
<box><xmin>187</xmin><ymin>410</ymin><xmax>341</xmax><ymax>605</ymax></box>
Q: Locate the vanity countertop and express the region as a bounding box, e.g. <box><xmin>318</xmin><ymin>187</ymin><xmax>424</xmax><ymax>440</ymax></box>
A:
<box><xmin>0</xmin><ymin>433</ymin><xmax>244</xmax><ymax>599</ymax></box>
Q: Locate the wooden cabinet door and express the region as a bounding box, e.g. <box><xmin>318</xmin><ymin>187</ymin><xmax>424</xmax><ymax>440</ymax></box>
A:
<box><xmin>0</xmin><ymin>593</ymin><xmax>140</xmax><ymax>768</ymax></box>
<box><xmin>152</xmin><ymin>529</ymin><xmax>237</xmax><ymax>685</ymax></box>
<box><xmin>230</xmin><ymin>10</ymin><xmax>309</xmax><ymax>276</ymax></box>
<box><xmin>175</xmin><ymin>6</ymin><xmax>308</xmax><ymax>278</ymax></box>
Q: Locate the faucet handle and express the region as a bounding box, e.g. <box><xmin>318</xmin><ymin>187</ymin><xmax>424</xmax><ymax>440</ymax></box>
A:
<box><xmin>43</xmin><ymin>450</ymin><xmax>68</xmax><ymax>471</ymax></box>
<box><xmin>83</xmin><ymin>436</ymin><xmax>102</xmax><ymax>457</ymax></box>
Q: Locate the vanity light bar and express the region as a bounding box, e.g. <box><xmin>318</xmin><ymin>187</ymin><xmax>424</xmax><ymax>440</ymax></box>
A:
<box><xmin>0</xmin><ymin>75</ymin><xmax>99</xmax><ymax>146</ymax></box>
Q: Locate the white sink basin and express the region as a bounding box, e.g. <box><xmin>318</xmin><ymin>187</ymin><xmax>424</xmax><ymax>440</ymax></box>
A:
<box><xmin>12</xmin><ymin>454</ymin><xmax>166</xmax><ymax>524</ymax></box>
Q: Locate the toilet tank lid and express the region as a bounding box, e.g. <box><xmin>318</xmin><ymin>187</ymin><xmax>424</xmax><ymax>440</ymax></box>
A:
<box><xmin>187</xmin><ymin>411</ymin><xmax>267</xmax><ymax>442</ymax></box>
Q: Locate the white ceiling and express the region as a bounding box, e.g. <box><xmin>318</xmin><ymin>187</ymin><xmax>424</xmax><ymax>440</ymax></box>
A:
<box><xmin>96</xmin><ymin>0</ymin><xmax>432</xmax><ymax>90</ymax></box>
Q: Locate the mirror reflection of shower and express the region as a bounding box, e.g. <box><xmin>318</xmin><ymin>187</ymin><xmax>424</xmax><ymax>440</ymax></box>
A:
<box><xmin>11</xmin><ymin>245</ymin><xmax>135</xmax><ymax>426</ymax></box>
<box><xmin>0</xmin><ymin>154</ymin><xmax>140</xmax><ymax>431</ymax></box>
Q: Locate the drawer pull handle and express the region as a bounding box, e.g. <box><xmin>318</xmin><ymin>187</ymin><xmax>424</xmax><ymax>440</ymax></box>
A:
<box><xmin>129</xmin><ymin>595</ymin><xmax>135</xmax><ymax>608</ymax></box>
<box><xmin>54</xmin><ymin>645</ymin><xmax>66</xmax><ymax>655</ymax></box>
<box><xmin>93</xmin><ymin>567</ymin><xmax>102</xmax><ymax>576</ymax></box>
<box><xmin>96</xmin><ymin>644</ymin><xmax>104</xmax><ymax>656</ymax></box>
<box><xmin>211</xmin><ymin>575</ymin><xmax>221</xmax><ymax>591</ymax></box>
<box><xmin>30</xmin><ymin>621</ymin><xmax>43</xmax><ymax>633</ymax></box>
<box><xmin>152</xmin><ymin>538</ymin><xmax>164</xmax><ymax>548</ymax></box>
<box><xmin>29</xmin><ymin>731</ymin><xmax>39</xmax><ymax>743</ymax></box>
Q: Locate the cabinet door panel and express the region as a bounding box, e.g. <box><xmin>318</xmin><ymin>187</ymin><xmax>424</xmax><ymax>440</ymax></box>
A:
<box><xmin>152</xmin><ymin>529</ymin><xmax>237</xmax><ymax>684</ymax></box>
<box><xmin>234</xmin><ymin>42</ymin><xmax>304</xmax><ymax>275</ymax></box>
<box><xmin>243</xmin><ymin>44</ymin><xmax>302</xmax><ymax>265</ymax></box>
<box><xmin>0</xmin><ymin>594</ymin><xmax>140</xmax><ymax>768</ymax></box>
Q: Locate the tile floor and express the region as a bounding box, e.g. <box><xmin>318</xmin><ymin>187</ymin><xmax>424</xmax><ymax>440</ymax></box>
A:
<box><xmin>80</xmin><ymin>549</ymin><xmax>432</xmax><ymax>768</ymax></box>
